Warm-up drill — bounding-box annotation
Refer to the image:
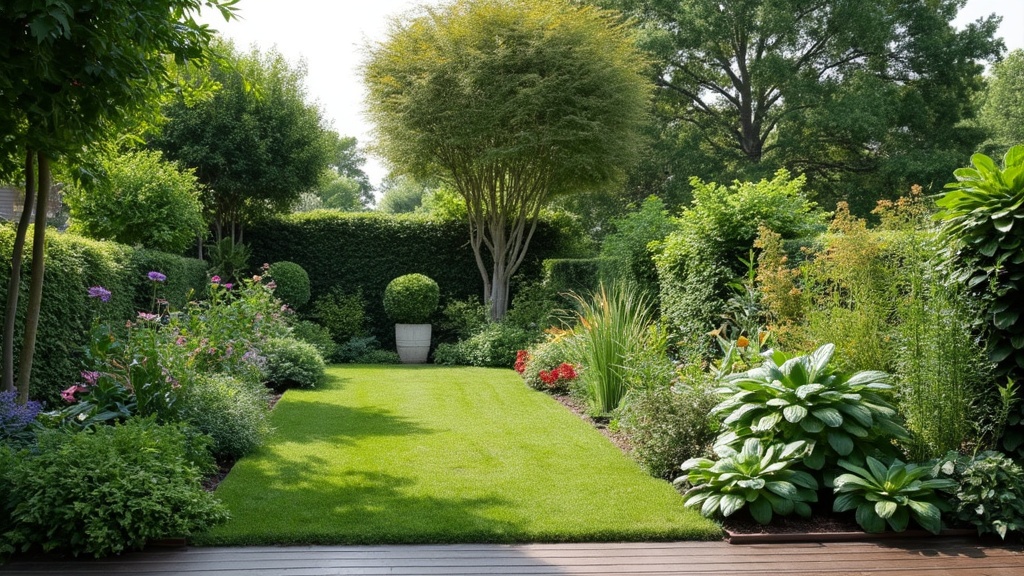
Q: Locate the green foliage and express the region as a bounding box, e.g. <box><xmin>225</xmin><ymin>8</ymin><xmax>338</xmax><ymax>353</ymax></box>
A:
<box><xmin>617</xmin><ymin>365</ymin><xmax>719</xmax><ymax>480</ymax></box>
<box><xmin>205</xmin><ymin>238</ymin><xmax>251</xmax><ymax>282</ymax></box>
<box><xmin>656</xmin><ymin>170</ymin><xmax>824</xmax><ymax>338</ymax></box>
<box><xmin>309</xmin><ymin>287</ymin><xmax>367</xmax><ymax>347</ymax></box>
<box><xmin>246</xmin><ymin>211</ymin><xmax>571</xmax><ymax>347</ymax></box>
<box><xmin>377</xmin><ymin>175</ymin><xmax>431</xmax><ymax>214</ymax></box>
<box><xmin>65</xmin><ymin>150</ymin><xmax>205</xmax><ymax>254</ymax></box>
<box><xmin>2</xmin><ymin>419</ymin><xmax>227</xmax><ymax>557</ymax></box>
<box><xmin>833</xmin><ymin>457</ymin><xmax>956</xmax><ymax>534</ymax></box>
<box><xmin>364</xmin><ymin>0</ymin><xmax>651</xmax><ymax>320</ymax></box>
<box><xmin>520</xmin><ymin>337</ymin><xmax>575</xmax><ymax>391</ymax></box>
<box><xmin>437</xmin><ymin>297</ymin><xmax>489</xmax><ymax>342</ymax></box>
<box><xmin>600</xmin><ymin>0</ymin><xmax>1001</xmax><ymax>210</ymax></box>
<box><xmin>260</xmin><ymin>337</ymin><xmax>325</xmax><ymax>390</ymax></box>
<box><xmin>0</xmin><ymin>226</ymin><xmax>205</xmax><ymax>404</ymax></box>
<box><xmin>152</xmin><ymin>40</ymin><xmax>334</xmax><ymax>241</ymax></box>
<box><xmin>503</xmin><ymin>280</ymin><xmax>560</xmax><ymax>331</ymax></box>
<box><xmin>714</xmin><ymin>344</ymin><xmax>909</xmax><ymax>472</ymax></box>
<box><xmin>433</xmin><ymin>322</ymin><xmax>540</xmax><ymax>368</ymax></box>
<box><xmin>543</xmin><ymin>259</ymin><xmax>612</xmax><ymax>303</ymax></box>
<box><xmin>565</xmin><ymin>284</ymin><xmax>657</xmax><ymax>415</ymax></box>
<box><xmin>939</xmin><ymin>450</ymin><xmax>1024</xmax><ymax>540</ymax></box>
<box><xmin>936</xmin><ymin>147</ymin><xmax>1024</xmax><ymax>452</ymax></box>
<box><xmin>600</xmin><ymin>196</ymin><xmax>679</xmax><ymax>302</ymax></box>
<box><xmin>979</xmin><ymin>50</ymin><xmax>1024</xmax><ymax>156</ymax></box>
<box><xmin>383</xmin><ymin>274</ymin><xmax>440</xmax><ymax>324</ymax></box>
<box><xmin>267</xmin><ymin>261</ymin><xmax>310</xmax><ymax>309</ymax></box>
<box><xmin>177</xmin><ymin>374</ymin><xmax>273</xmax><ymax>462</ymax></box>
<box><xmin>678</xmin><ymin>438</ymin><xmax>818</xmax><ymax>524</ymax></box>
<box><xmin>290</xmin><ymin>319</ymin><xmax>337</xmax><ymax>361</ymax></box>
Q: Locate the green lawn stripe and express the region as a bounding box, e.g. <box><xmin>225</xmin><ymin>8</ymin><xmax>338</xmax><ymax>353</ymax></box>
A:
<box><xmin>195</xmin><ymin>365</ymin><xmax>721</xmax><ymax>545</ymax></box>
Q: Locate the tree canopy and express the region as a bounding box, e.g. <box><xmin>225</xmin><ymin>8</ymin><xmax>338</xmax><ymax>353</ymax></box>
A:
<box><xmin>980</xmin><ymin>49</ymin><xmax>1024</xmax><ymax>156</ymax></box>
<box><xmin>597</xmin><ymin>0</ymin><xmax>1003</xmax><ymax>211</ymax></box>
<box><xmin>150</xmin><ymin>40</ymin><xmax>334</xmax><ymax>243</ymax></box>
<box><xmin>0</xmin><ymin>0</ymin><xmax>235</xmax><ymax>401</ymax></box>
<box><xmin>364</xmin><ymin>0</ymin><xmax>652</xmax><ymax>319</ymax></box>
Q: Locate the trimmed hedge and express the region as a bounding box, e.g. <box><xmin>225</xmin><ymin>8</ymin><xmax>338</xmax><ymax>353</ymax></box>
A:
<box><xmin>544</xmin><ymin>258</ymin><xmax>614</xmax><ymax>299</ymax></box>
<box><xmin>0</xmin><ymin>224</ymin><xmax>207</xmax><ymax>405</ymax></box>
<box><xmin>246</xmin><ymin>211</ymin><xmax>572</xmax><ymax>346</ymax></box>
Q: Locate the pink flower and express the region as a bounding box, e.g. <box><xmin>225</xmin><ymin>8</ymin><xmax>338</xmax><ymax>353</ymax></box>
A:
<box><xmin>252</xmin><ymin>275</ymin><xmax>262</xmax><ymax>282</ymax></box>
<box><xmin>137</xmin><ymin>312</ymin><xmax>159</xmax><ymax>322</ymax></box>
<box><xmin>224</xmin><ymin>283</ymin><xmax>233</xmax><ymax>290</ymax></box>
<box><xmin>80</xmin><ymin>371</ymin><xmax>100</xmax><ymax>385</ymax></box>
<box><xmin>266</xmin><ymin>281</ymin><xmax>277</xmax><ymax>290</ymax></box>
<box><xmin>262</xmin><ymin>263</ymin><xmax>270</xmax><ymax>270</ymax></box>
<box><xmin>61</xmin><ymin>385</ymin><xmax>86</xmax><ymax>403</ymax></box>
<box><xmin>211</xmin><ymin>275</ymin><xmax>221</xmax><ymax>284</ymax></box>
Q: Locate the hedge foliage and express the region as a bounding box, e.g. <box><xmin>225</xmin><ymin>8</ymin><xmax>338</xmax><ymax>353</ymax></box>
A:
<box><xmin>246</xmin><ymin>211</ymin><xmax>573</xmax><ymax>346</ymax></box>
<box><xmin>0</xmin><ymin>224</ymin><xmax>207</xmax><ymax>405</ymax></box>
<box><xmin>543</xmin><ymin>258</ymin><xmax>613</xmax><ymax>300</ymax></box>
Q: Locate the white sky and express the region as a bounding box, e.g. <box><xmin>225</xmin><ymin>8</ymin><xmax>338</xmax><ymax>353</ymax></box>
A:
<box><xmin>200</xmin><ymin>0</ymin><xmax>1024</xmax><ymax>189</ymax></box>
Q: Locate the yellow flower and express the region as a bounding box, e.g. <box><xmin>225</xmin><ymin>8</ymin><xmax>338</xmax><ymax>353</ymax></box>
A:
<box><xmin>736</xmin><ymin>335</ymin><xmax>750</xmax><ymax>348</ymax></box>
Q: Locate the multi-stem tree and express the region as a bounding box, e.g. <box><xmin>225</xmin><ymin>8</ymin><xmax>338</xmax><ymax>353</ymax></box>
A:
<box><xmin>364</xmin><ymin>0</ymin><xmax>651</xmax><ymax>320</ymax></box>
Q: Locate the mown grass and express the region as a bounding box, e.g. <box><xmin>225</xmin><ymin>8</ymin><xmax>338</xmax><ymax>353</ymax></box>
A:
<box><xmin>196</xmin><ymin>365</ymin><xmax>721</xmax><ymax>545</ymax></box>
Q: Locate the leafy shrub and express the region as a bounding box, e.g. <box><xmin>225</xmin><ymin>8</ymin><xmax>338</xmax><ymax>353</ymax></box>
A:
<box><xmin>504</xmin><ymin>280</ymin><xmax>560</xmax><ymax>330</ymax></box>
<box><xmin>936</xmin><ymin>146</ymin><xmax>1024</xmax><ymax>453</ymax></box>
<box><xmin>564</xmin><ymin>284</ymin><xmax>656</xmax><ymax>415</ymax></box>
<box><xmin>434</xmin><ymin>322</ymin><xmax>540</xmax><ymax>367</ymax></box>
<box><xmin>617</xmin><ymin>367</ymin><xmax>719</xmax><ymax>480</ymax></box>
<box><xmin>600</xmin><ymin>196</ymin><xmax>678</xmax><ymax>302</ymax></box>
<box><xmin>290</xmin><ymin>319</ymin><xmax>337</xmax><ymax>360</ymax></box>
<box><xmin>351</xmin><ymin>348</ymin><xmax>401</xmax><ymax>364</ymax></box>
<box><xmin>521</xmin><ymin>337</ymin><xmax>575</xmax><ymax>390</ymax></box>
<box><xmin>383</xmin><ymin>273</ymin><xmax>439</xmax><ymax>324</ymax></box>
<box><xmin>64</xmin><ymin>149</ymin><xmax>206</xmax><ymax>254</ymax></box>
<box><xmin>260</xmin><ymin>336</ymin><xmax>326</xmax><ymax>389</ymax></box>
<box><xmin>833</xmin><ymin>457</ymin><xmax>956</xmax><ymax>534</ymax></box>
<box><xmin>939</xmin><ymin>450</ymin><xmax>1024</xmax><ymax>539</ymax></box>
<box><xmin>310</xmin><ymin>287</ymin><xmax>367</xmax><ymax>346</ymax></box>
<box><xmin>2</xmin><ymin>419</ymin><xmax>227</xmax><ymax>557</ymax></box>
<box><xmin>543</xmin><ymin>258</ymin><xmax>610</xmax><ymax>302</ymax></box>
<box><xmin>205</xmin><ymin>238</ymin><xmax>251</xmax><ymax>281</ymax></box>
<box><xmin>177</xmin><ymin>374</ymin><xmax>273</xmax><ymax>461</ymax></box>
<box><xmin>656</xmin><ymin>170</ymin><xmax>825</xmax><ymax>339</ymax></box>
<box><xmin>713</xmin><ymin>343</ymin><xmax>909</xmax><ymax>473</ymax></box>
<box><xmin>267</xmin><ymin>261</ymin><xmax>311</xmax><ymax>308</ymax></box>
<box><xmin>678</xmin><ymin>438</ymin><xmax>818</xmax><ymax>524</ymax></box>
<box><xmin>437</xmin><ymin>296</ymin><xmax>489</xmax><ymax>341</ymax></box>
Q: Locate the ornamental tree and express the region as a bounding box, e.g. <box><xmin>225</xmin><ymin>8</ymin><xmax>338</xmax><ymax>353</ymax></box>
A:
<box><xmin>364</xmin><ymin>0</ymin><xmax>651</xmax><ymax>320</ymax></box>
<box><xmin>0</xmin><ymin>0</ymin><xmax>235</xmax><ymax>402</ymax></box>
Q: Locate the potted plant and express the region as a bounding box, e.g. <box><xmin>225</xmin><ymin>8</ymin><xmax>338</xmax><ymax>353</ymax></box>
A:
<box><xmin>383</xmin><ymin>273</ymin><xmax>440</xmax><ymax>363</ymax></box>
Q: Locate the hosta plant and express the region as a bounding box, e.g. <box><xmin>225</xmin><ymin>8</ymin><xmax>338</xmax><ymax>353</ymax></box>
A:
<box><xmin>677</xmin><ymin>438</ymin><xmax>818</xmax><ymax>524</ymax></box>
<box><xmin>713</xmin><ymin>343</ymin><xmax>909</xmax><ymax>472</ymax></box>
<box><xmin>833</xmin><ymin>457</ymin><xmax>956</xmax><ymax>534</ymax></box>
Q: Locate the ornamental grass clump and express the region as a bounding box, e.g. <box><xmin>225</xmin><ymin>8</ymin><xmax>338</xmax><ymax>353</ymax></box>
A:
<box><xmin>566</xmin><ymin>284</ymin><xmax>654</xmax><ymax>415</ymax></box>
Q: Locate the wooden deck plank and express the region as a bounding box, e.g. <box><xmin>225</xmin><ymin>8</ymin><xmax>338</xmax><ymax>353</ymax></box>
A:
<box><xmin>2</xmin><ymin>540</ymin><xmax>1021</xmax><ymax>575</ymax></box>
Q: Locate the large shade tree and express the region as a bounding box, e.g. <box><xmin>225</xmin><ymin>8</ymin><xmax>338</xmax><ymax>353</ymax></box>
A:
<box><xmin>0</xmin><ymin>0</ymin><xmax>235</xmax><ymax>402</ymax></box>
<box><xmin>979</xmin><ymin>49</ymin><xmax>1024</xmax><ymax>156</ymax></box>
<box><xmin>597</xmin><ymin>0</ymin><xmax>1002</xmax><ymax>210</ymax></box>
<box><xmin>151</xmin><ymin>41</ymin><xmax>334</xmax><ymax>244</ymax></box>
<box><xmin>364</xmin><ymin>0</ymin><xmax>652</xmax><ymax>320</ymax></box>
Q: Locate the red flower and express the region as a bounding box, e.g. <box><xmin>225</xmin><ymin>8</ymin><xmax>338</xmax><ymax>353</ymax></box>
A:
<box><xmin>539</xmin><ymin>370</ymin><xmax>557</xmax><ymax>384</ymax></box>
<box><xmin>514</xmin><ymin>350</ymin><xmax>530</xmax><ymax>374</ymax></box>
<box><xmin>555</xmin><ymin>363</ymin><xmax>577</xmax><ymax>380</ymax></box>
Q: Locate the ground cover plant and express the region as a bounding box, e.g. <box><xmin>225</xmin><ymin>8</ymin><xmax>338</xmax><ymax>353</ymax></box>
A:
<box><xmin>199</xmin><ymin>365</ymin><xmax>721</xmax><ymax>545</ymax></box>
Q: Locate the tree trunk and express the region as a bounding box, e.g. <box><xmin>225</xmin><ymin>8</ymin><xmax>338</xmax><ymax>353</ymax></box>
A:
<box><xmin>2</xmin><ymin>151</ymin><xmax>35</xmax><ymax>394</ymax></box>
<box><xmin>16</xmin><ymin>153</ymin><xmax>50</xmax><ymax>404</ymax></box>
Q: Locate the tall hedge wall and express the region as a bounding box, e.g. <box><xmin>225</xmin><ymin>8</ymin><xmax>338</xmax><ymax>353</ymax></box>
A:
<box><xmin>246</xmin><ymin>211</ymin><xmax>572</xmax><ymax>345</ymax></box>
<box><xmin>0</xmin><ymin>224</ymin><xmax>207</xmax><ymax>405</ymax></box>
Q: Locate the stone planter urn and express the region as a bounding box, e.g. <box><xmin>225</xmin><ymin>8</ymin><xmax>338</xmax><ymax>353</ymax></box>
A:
<box><xmin>383</xmin><ymin>273</ymin><xmax>440</xmax><ymax>364</ymax></box>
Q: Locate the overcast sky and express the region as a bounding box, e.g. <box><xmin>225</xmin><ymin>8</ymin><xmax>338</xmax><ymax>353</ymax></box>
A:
<box><xmin>200</xmin><ymin>0</ymin><xmax>1024</xmax><ymax>188</ymax></box>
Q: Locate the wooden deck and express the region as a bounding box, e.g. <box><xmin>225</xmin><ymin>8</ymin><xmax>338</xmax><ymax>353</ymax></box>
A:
<box><xmin>2</xmin><ymin>538</ymin><xmax>1023</xmax><ymax>575</ymax></box>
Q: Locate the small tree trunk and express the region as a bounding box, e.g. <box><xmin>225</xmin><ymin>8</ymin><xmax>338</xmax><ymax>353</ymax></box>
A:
<box><xmin>2</xmin><ymin>151</ymin><xmax>35</xmax><ymax>394</ymax></box>
<box><xmin>16</xmin><ymin>153</ymin><xmax>50</xmax><ymax>404</ymax></box>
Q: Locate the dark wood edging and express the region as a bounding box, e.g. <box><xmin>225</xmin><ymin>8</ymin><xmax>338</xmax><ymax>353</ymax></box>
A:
<box><xmin>725</xmin><ymin>527</ymin><xmax>977</xmax><ymax>544</ymax></box>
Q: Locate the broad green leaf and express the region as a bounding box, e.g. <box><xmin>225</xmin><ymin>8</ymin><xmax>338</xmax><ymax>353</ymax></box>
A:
<box><xmin>738</xmin><ymin>478</ymin><xmax>766</xmax><ymax>490</ymax></box>
<box><xmin>836</xmin><ymin>403</ymin><xmax>873</xmax><ymax>427</ymax></box>
<box><xmin>908</xmin><ymin>500</ymin><xmax>943</xmax><ymax>535</ymax></box>
<box><xmin>795</xmin><ymin>384</ymin><xmax>825</xmax><ymax>399</ymax></box>
<box><xmin>701</xmin><ymin>493</ymin><xmax>722</xmax><ymax>517</ymax></box>
<box><xmin>765</xmin><ymin>480</ymin><xmax>797</xmax><ymax>498</ymax></box>
<box><xmin>800</xmin><ymin>416</ymin><xmax>825</xmax><ymax>433</ymax></box>
<box><xmin>888</xmin><ymin>507</ymin><xmax>910</xmax><ymax>532</ymax></box>
<box><xmin>748</xmin><ymin>497</ymin><xmax>772</xmax><ymax>524</ymax></box>
<box><xmin>856</xmin><ymin>502</ymin><xmax>886</xmax><ymax>533</ymax></box>
<box><xmin>833</xmin><ymin>492</ymin><xmax>860</xmax><ymax>512</ymax></box>
<box><xmin>843</xmin><ymin>371</ymin><xmax>888</xmax><ymax>387</ymax></box>
<box><xmin>752</xmin><ymin>412</ymin><xmax>782</xmax><ymax>433</ymax></box>
<box><xmin>811</xmin><ymin>407</ymin><xmax>843</xmax><ymax>427</ymax></box>
<box><xmin>1004</xmin><ymin>145</ymin><xmax>1024</xmax><ymax>169</ymax></box>
<box><xmin>720</xmin><ymin>494</ymin><xmax>746</xmax><ymax>517</ymax></box>
<box><xmin>828</xmin><ymin>430</ymin><xmax>854</xmax><ymax>456</ymax></box>
<box><xmin>866</xmin><ymin>457</ymin><xmax>890</xmax><ymax>482</ymax></box>
<box><xmin>875</xmin><ymin>500</ymin><xmax>897</xmax><ymax>519</ymax></box>
<box><xmin>804</xmin><ymin>449</ymin><xmax>826</xmax><ymax>470</ymax></box>
<box><xmin>783</xmin><ymin>404</ymin><xmax>808</xmax><ymax>423</ymax></box>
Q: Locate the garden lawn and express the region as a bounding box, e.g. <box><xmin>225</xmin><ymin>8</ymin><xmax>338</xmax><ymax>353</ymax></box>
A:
<box><xmin>196</xmin><ymin>365</ymin><xmax>721</xmax><ymax>545</ymax></box>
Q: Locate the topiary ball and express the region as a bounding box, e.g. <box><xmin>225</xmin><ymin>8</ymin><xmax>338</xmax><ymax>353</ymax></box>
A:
<box><xmin>383</xmin><ymin>273</ymin><xmax>440</xmax><ymax>324</ymax></box>
<box><xmin>268</xmin><ymin>261</ymin><xmax>311</xmax><ymax>308</ymax></box>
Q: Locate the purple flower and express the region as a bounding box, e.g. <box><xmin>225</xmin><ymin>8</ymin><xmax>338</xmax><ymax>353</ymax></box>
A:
<box><xmin>137</xmin><ymin>312</ymin><xmax>160</xmax><ymax>322</ymax></box>
<box><xmin>224</xmin><ymin>283</ymin><xmax>233</xmax><ymax>290</ymax></box>
<box><xmin>147</xmin><ymin>271</ymin><xmax>167</xmax><ymax>283</ymax></box>
<box><xmin>87</xmin><ymin>286</ymin><xmax>111</xmax><ymax>302</ymax></box>
<box><xmin>0</xmin><ymin>390</ymin><xmax>42</xmax><ymax>434</ymax></box>
<box><xmin>80</xmin><ymin>371</ymin><xmax>101</xmax><ymax>385</ymax></box>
